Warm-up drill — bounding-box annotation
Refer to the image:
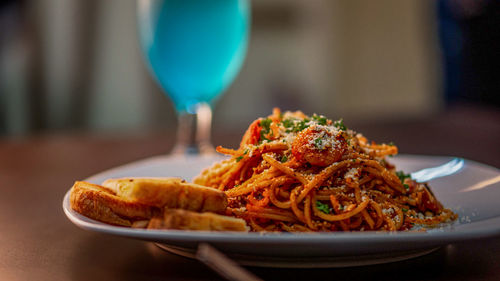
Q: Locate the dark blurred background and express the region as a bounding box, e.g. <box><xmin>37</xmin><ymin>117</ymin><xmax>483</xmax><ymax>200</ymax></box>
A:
<box><xmin>0</xmin><ymin>0</ymin><xmax>498</xmax><ymax>138</ymax></box>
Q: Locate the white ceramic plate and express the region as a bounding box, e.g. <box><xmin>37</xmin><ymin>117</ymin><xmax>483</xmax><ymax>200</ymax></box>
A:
<box><xmin>63</xmin><ymin>155</ymin><xmax>500</xmax><ymax>267</ymax></box>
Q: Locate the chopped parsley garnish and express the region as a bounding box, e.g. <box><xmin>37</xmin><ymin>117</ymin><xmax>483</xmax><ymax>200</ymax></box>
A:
<box><xmin>260</xmin><ymin>118</ymin><xmax>272</xmax><ymax>129</ymax></box>
<box><xmin>280</xmin><ymin>155</ymin><xmax>288</xmax><ymax>163</ymax></box>
<box><xmin>312</xmin><ymin>114</ymin><xmax>327</xmax><ymax>125</ymax></box>
<box><xmin>402</xmin><ymin>208</ymin><xmax>408</xmax><ymax>212</ymax></box>
<box><xmin>316</xmin><ymin>201</ymin><xmax>331</xmax><ymax>214</ymax></box>
<box><xmin>396</xmin><ymin>171</ymin><xmax>411</xmax><ymax>183</ymax></box>
<box><xmin>314</xmin><ymin>137</ymin><xmax>323</xmax><ymax>150</ymax></box>
<box><xmin>333</xmin><ymin>118</ymin><xmax>347</xmax><ymax>131</ymax></box>
<box><xmin>235</xmin><ymin>156</ymin><xmax>243</xmax><ymax>162</ymax></box>
<box><xmin>403</xmin><ymin>184</ymin><xmax>409</xmax><ymax>190</ymax></box>
<box><xmin>281</xmin><ymin>119</ymin><xmax>294</xmax><ymax>129</ymax></box>
<box><xmin>259</xmin><ymin>118</ymin><xmax>272</xmax><ymax>142</ymax></box>
<box><xmin>293</xmin><ymin>119</ymin><xmax>310</xmax><ymax>132</ymax></box>
<box><xmin>388</xmin><ymin>141</ymin><xmax>395</xmax><ymax>146</ymax></box>
<box><xmin>281</xmin><ymin>118</ymin><xmax>310</xmax><ymax>133</ymax></box>
<box><xmin>339</xmin><ymin>205</ymin><xmax>344</xmax><ymax>211</ymax></box>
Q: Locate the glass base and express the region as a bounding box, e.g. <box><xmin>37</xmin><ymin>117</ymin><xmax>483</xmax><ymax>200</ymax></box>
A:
<box><xmin>172</xmin><ymin>102</ymin><xmax>215</xmax><ymax>155</ymax></box>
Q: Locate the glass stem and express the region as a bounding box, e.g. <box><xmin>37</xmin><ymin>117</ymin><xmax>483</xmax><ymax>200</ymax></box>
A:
<box><xmin>172</xmin><ymin>102</ymin><xmax>215</xmax><ymax>155</ymax></box>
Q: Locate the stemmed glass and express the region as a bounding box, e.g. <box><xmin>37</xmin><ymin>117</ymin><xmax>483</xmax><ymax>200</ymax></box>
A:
<box><xmin>137</xmin><ymin>0</ymin><xmax>250</xmax><ymax>154</ymax></box>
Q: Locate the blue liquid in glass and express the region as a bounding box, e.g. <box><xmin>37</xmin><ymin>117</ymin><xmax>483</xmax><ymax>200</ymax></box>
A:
<box><xmin>138</xmin><ymin>0</ymin><xmax>250</xmax><ymax>112</ymax></box>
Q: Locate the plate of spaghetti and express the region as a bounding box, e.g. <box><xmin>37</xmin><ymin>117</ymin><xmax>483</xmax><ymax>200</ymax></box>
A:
<box><xmin>196</xmin><ymin>108</ymin><xmax>458</xmax><ymax>232</ymax></box>
<box><xmin>63</xmin><ymin>109</ymin><xmax>500</xmax><ymax>267</ymax></box>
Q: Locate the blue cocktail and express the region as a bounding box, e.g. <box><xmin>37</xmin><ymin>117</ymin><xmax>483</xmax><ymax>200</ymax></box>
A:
<box><xmin>138</xmin><ymin>0</ymin><xmax>250</xmax><ymax>153</ymax></box>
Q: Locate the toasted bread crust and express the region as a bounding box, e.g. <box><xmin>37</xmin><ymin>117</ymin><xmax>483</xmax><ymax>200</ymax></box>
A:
<box><xmin>147</xmin><ymin>209</ymin><xmax>249</xmax><ymax>232</ymax></box>
<box><xmin>70</xmin><ymin>181</ymin><xmax>152</xmax><ymax>226</ymax></box>
<box><xmin>102</xmin><ymin>178</ymin><xmax>227</xmax><ymax>213</ymax></box>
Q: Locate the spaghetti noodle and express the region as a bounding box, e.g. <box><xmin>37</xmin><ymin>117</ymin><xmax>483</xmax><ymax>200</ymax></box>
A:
<box><xmin>194</xmin><ymin>109</ymin><xmax>457</xmax><ymax>231</ymax></box>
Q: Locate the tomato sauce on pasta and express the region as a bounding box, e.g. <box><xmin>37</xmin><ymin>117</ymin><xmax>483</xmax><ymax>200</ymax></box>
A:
<box><xmin>194</xmin><ymin>109</ymin><xmax>457</xmax><ymax>232</ymax></box>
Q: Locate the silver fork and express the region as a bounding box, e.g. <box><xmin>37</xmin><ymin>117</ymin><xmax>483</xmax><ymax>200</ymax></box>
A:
<box><xmin>196</xmin><ymin>243</ymin><xmax>263</xmax><ymax>281</ymax></box>
<box><xmin>411</xmin><ymin>157</ymin><xmax>464</xmax><ymax>182</ymax></box>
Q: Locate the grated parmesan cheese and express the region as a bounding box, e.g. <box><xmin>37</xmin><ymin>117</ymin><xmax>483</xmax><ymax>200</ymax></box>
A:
<box><xmin>382</xmin><ymin>208</ymin><xmax>395</xmax><ymax>215</ymax></box>
<box><xmin>345</xmin><ymin>167</ymin><xmax>360</xmax><ymax>180</ymax></box>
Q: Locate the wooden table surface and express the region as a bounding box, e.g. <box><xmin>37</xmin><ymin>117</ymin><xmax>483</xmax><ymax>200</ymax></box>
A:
<box><xmin>1</xmin><ymin>104</ymin><xmax>499</xmax><ymax>281</ymax></box>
